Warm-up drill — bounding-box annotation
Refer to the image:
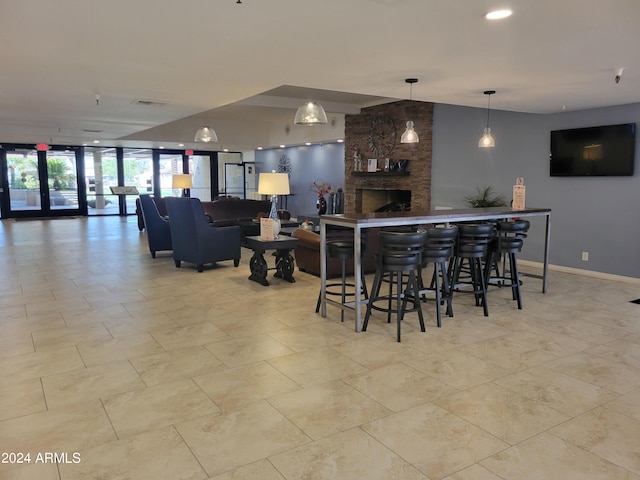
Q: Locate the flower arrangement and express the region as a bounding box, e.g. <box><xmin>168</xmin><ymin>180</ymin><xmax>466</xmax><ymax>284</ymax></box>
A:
<box><xmin>311</xmin><ymin>180</ymin><xmax>332</xmax><ymax>198</ymax></box>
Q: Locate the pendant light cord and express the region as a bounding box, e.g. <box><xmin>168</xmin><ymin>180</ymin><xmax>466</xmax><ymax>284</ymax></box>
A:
<box><xmin>486</xmin><ymin>93</ymin><xmax>491</xmax><ymax>128</ymax></box>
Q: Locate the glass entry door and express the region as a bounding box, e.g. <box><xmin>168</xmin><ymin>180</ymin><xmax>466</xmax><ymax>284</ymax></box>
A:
<box><xmin>4</xmin><ymin>147</ymin><xmax>85</xmax><ymax>217</ymax></box>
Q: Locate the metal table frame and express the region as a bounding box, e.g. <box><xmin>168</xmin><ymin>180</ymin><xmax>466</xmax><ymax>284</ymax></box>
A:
<box><xmin>319</xmin><ymin>207</ymin><xmax>551</xmax><ymax>332</ymax></box>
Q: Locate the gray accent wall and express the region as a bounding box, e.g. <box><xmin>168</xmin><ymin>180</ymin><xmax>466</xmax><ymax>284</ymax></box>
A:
<box><xmin>432</xmin><ymin>102</ymin><xmax>640</xmax><ymax>278</ymax></box>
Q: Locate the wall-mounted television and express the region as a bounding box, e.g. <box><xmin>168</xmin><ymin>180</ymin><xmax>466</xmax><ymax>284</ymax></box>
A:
<box><xmin>550</xmin><ymin>123</ymin><xmax>636</xmax><ymax>176</ymax></box>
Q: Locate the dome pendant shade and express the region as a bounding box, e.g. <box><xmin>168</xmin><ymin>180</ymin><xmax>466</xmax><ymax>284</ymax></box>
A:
<box><xmin>478</xmin><ymin>90</ymin><xmax>496</xmax><ymax>148</ymax></box>
<box><xmin>401</xmin><ymin>120</ymin><xmax>419</xmax><ymax>143</ymax></box>
<box><xmin>194</xmin><ymin>126</ymin><xmax>218</xmax><ymax>143</ymax></box>
<box><xmin>294</xmin><ymin>101</ymin><xmax>328</xmax><ymax>125</ymax></box>
<box><xmin>478</xmin><ymin>127</ymin><xmax>495</xmax><ymax>147</ymax></box>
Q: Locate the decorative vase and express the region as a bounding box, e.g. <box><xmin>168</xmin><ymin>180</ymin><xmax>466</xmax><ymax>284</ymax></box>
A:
<box><xmin>317</xmin><ymin>196</ymin><xmax>327</xmax><ymax>214</ymax></box>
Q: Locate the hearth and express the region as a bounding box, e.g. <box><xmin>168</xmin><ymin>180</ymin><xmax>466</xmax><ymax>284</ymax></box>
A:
<box><xmin>359</xmin><ymin>189</ymin><xmax>411</xmax><ymax>213</ymax></box>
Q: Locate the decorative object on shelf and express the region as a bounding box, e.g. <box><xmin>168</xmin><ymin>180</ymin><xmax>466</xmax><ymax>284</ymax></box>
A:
<box><xmin>464</xmin><ymin>185</ymin><xmax>507</xmax><ymax>207</ymax></box>
<box><xmin>327</xmin><ymin>191</ymin><xmax>335</xmax><ymax>214</ymax></box>
<box><xmin>398</xmin><ymin>159</ymin><xmax>409</xmax><ymax>171</ymax></box>
<box><xmin>317</xmin><ymin>196</ymin><xmax>327</xmax><ymax>214</ymax></box>
<box><xmin>311</xmin><ymin>179</ymin><xmax>331</xmax><ymax>215</ymax></box>
<box><xmin>294</xmin><ymin>101</ymin><xmax>328</xmax><ymax>125</ymax></box>
<box><xmin>353</xmin><ymin>147</ymin><xmax>363</xmax><ymax>172</ymax></box>
<box><xmin>368</xmin><ymin>115</ymin><xmax>396</xmax><ymax>156</ymax></box>
<box><xmin>334</xmin><ymin>187</ymin><xmax>344</xmax><ymax>214</ymax></box>
<box><xmin>401</xmin><ymin>78</ymin><xmax>420</xmax><ymax>144</ymax></box>
<box><xmin>194</xmin><ymin>126</ymin><xmax>218</xmax><ymax>143</ymax></box>
<box><xmin>172</xmin><ymin>174</ymin><xmax>192</xmax><ymax>197</ymax></box>
<box><xmin>258</xmin><ymin>170</ymin><xmax>290</xmax><ymax>238</ymax></box>
<box><xmin>478</xmin><ymin>90</ymin><xmax>496</xmax><ymax>148</ymax></box>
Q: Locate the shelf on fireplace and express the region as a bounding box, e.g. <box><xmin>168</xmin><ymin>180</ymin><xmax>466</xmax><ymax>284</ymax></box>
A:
<box><xmin>352</xmin><ymin>171</ymin><xmax>410</xmax><ymax>176</ymax></box>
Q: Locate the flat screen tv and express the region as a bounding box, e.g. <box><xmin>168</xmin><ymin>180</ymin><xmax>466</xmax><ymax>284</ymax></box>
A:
<box><xmin>550</xmin><ymin>123</ymin><xmax>636</xmax><ymax>176</ymax></box>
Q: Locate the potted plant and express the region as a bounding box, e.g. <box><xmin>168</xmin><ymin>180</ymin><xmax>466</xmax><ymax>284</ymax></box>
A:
<box><xmin>464</xmin><ymin>185</ymin><xmax>508</xmax><ymax>208</ymax></box>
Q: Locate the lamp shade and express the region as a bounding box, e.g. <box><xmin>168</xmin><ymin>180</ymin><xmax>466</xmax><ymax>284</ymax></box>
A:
<box><xmin>194</xmin><ymin>126</ymin><xmax>218</xmax><ymax>143</ymax></box>
<box><xmin>294</xmin><ymin>101</ymin><xmax>328</xmax><ymax>125</ymax></box>
<box><xmin>478</xmin><ymin>127</ymin><xmax>495</xmax><ymax>148</ymax></box>
<box><xmin>400</xmin><ymin>120</ymin><xmax>419</xmax><ymax>143</ymax></box>
<box><xmin>172</xmin><ymin>174</ymin><xmax>193</xmax><ymax>189</ymax></box>
<box><xmin>257</xmin><ymin>172</ymin><xmax>290</xmax><ymax>195</ymax></box>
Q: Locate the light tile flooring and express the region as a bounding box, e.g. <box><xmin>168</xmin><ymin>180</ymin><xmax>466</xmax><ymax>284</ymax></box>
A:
<box><xmin>1</xmin><ymin>216</ymin><xmax>640</xmax><ymax>479</ymax></box>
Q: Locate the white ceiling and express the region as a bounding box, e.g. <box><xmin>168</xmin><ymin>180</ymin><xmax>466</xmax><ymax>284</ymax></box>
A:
<box><xmin>1</xmin><ymin>0</ymin><xmax>639</xmax><ymax>152</ymax></box>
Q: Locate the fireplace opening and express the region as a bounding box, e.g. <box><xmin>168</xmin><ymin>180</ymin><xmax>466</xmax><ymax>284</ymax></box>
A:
<box><xmin>359</xmin><ymin>189</ymin><xmax>411</xmax><ymax>213</ymax></box>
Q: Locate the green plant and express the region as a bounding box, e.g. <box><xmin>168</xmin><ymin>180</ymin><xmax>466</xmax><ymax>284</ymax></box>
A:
<box><xmin>464</xmin><ymin>185</ymin><xmax>508</xmax><ymax>208</ymax></box>
<box><xmin>47</xmin><ymin>158</ymin><xmax>75</xmax><ymax>190</ymax></box>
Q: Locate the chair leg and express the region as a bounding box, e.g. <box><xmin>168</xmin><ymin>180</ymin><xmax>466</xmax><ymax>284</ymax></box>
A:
<box><xmin>475</xmin><ymin>258</ymin><xmax>489</xmax><ymax>316</ymax></box>
<box><xmin>510</xmin><ymin>252</ymin><xmax>523</xmax><ymax>309</ymax></box>
<box><xmin>340</xmin><ymin>259</ymin><xmax>347</xmax><ymax>322</ymax></box>
<box><xmin>441</xmin><ymin>262</ymin><xmax>454</xmax><ymax>317</ymax></box>
<box><xmin>434</xmin><ymin>263</ymin><xmax>442</xmax><ymax>328</ymax></box>
<box><xmin>363</xmin><ymin>269</ymin><xmax>383</xmax><ymax>332</ymax></box>
<box><xmin>396</xmin><ymin>272</ymin><xmax>403</xmax><ymax>342</ymax></box>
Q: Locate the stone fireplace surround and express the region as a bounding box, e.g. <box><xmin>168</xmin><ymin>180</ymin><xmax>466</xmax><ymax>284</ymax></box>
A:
<box><xmin>343</xmin><ymin>100</ymin><xmax>433</xmax><ymax>214</ymax></box>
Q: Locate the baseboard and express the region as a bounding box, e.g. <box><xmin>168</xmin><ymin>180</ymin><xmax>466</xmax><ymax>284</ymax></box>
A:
<box><xmin>519</xmin><ymin>259</ymin><xmax>640</xmax><ymax>285</ymax></box>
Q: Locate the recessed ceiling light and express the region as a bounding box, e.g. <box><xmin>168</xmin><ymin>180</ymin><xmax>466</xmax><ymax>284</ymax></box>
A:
<box><xmin>337</xmin><ymin>139</ymin><xmax>344</xmax><ymax>143</ymax></box>
<box><xmin>93</xmin><ymin>140</ymin><xmax>100</xmax><ymax>144</ymax></box>
<box><xmin>178</xmin><ymin>143</ymin><xmax>184</xmax><ymax>147</ymax></box>
<box><xmin>305</xmin><ymin>142</ymin><xmax>312</xmax><ymax>146</ymax></box>
<box><xmin>485</xmin><ymin>9</ymin><xmax>512</xmax><ymax>20</ymax></box>
<box><xmin>159</xmin><ymin>146</ymin><xmax>165</xmax><ymax>149</ymax></box>
<box><xmin>257</xmin><ymin>147</ymin><xmax>263</xmax><ymax>150</ymax></box>
<box><xmin>279</xmin><ymin>145</ymin><xmax>286</xmax><ymax>148</ymax></box>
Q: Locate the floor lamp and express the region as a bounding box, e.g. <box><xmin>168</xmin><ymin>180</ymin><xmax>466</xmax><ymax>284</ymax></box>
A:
<box><xmin>172</xmin><ymin>174</ymin><xmax>192</xmax><ymax>197</ymax></box>
<box><xmin>257</xmin><ymin>171</ymin><xmax>290</xmax><ymax>238</ymax></box>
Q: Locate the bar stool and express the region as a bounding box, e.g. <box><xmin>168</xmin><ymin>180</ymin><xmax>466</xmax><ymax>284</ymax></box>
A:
<box><xmin>417</xmin><ymin>225</ymin><xmax>458</xmax><ymax>327</ymax></box>
<box><xmin>378</xmin><ymin>225</ymin><xmax>418</xmax><ymax>324</ymax></box>
<box><xmin>363</xmin><ymin>230</ymin><xmax>427</xmax><ymax>342</ymax></box>
<box><xmin>485</xmin><ymin>219</ymin><xmax>530</xmax><ymax>309</ymax></box>
<box><xmin>315</xmin><ymin>240</ymin><xmax>368</xmax><ymax>322</ymax></box>
<box><xmin>450</xmin><ymin>222</ymin><xmax>494</xmax><ymax>316</ymax></box>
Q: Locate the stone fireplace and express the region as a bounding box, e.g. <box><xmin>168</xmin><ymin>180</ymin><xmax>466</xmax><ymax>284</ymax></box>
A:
<box><xmin>343</xmin><ymin>100</ymin><xmax>433</xmax><ymax>214</ymax></box>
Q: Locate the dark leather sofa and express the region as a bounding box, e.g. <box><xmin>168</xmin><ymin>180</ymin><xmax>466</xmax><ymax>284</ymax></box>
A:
<box><xmin>201</xmin><ymin>198</ymin><xmax>271</xmax><ymax>227</ymax></box>
<box><xmin>291</xmin><ymin>227</ymin><xmax>379</xmax><ymax>277</ymax></box>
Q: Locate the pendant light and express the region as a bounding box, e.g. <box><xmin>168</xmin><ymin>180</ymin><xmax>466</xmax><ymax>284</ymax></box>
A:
<box><xmin>294</xmin><ymin>101</ymin><xmax>328</xmax><ymax>125</ymax></box>
<box><xmin>194</xmin><ymin>126</ymin><xmax>218</xmax><ymax>143</ymax></box>
<box><xmin>478</xmin><ymin>90</ymin><xmax>496</xmax><ymax>148</ymax></box>
<box><xmin>401</xmin><ymin>78</ymin><xmax>419</xmax><ymax>144</ymax></box>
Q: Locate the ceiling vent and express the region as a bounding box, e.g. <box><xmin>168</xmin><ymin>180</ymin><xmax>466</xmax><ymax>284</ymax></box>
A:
<box><xmin>132</xmin><ymin>99</ymin><xmax>167</xmax><ymax>107</ymax></box>
<box><xmin>83</xmin><ymin>129</ymin><xmax>102</xmax><ymax>133</ymax></box>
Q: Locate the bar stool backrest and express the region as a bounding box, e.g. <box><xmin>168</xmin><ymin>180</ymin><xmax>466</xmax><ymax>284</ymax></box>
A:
<box><xmin>378</xmin><ymin>231</ymin><xmax>427</xmax><ymax>271</ymax></box>
<box><xmin>423</xmin><ymin>225</ymin><xmax>458</xmax><ymax>261</ymax></box>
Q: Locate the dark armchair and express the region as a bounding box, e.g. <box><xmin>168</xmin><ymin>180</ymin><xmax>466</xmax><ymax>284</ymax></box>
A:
<box><xmin>138</xmin><ymin>194</ymin><xmax>172</xmax><ymax>258</ymax></box>
<box><xmin>164</xmin><ymin>197</ymin><xmax>242</xmax><ymax>272</ymax></box>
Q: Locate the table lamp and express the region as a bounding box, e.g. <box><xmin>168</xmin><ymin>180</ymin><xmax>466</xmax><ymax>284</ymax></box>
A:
<box><xmin>258</xmin><ymin>171</ymin><xmax>290</xmax><ymax>237</ymax></box>
<box><xmin>172</xmin><ymin>174</ymin><xmax>192</xmax><ymax>197</ymax></box>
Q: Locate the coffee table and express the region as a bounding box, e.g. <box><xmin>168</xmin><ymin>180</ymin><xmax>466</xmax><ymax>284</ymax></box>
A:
<box><xmin>244</xmin><ymin>236</ymin><xmax>299</xmax><ymax>286</ymax></box>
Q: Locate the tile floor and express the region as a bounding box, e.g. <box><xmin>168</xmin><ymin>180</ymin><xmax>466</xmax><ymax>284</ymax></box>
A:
<box><xmin>1</xmin><ymin>216</ymin><xmax>639</xmax><ymax>479</ymax></box>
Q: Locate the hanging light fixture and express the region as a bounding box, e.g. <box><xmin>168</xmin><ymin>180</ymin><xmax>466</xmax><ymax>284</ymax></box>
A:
<box><xmin>401</xmin><ymin>78</ymin><xmax>419</xmax><ymax>144</ymax></box>
<box><xmin>294</xmin><ymin>101</ymin><xmax>328</xmax><ymax>126</ymax></box>
<box><xmin>478</xmin><ymin>90</ymin><xmax>496</xmax><ymax>148</ymax></box>
<box><xmin>194</xmin><ymin>126</ymin><xmax>218</xmax><ymax>143</ymax></box>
